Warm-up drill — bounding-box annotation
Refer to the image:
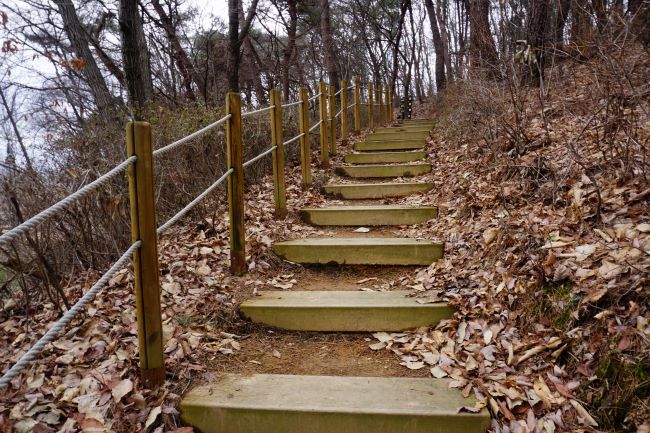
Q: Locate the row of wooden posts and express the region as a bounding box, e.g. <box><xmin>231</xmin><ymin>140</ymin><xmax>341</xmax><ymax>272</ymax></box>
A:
<box><xmin>125</xmin><ymin>76</ymin><xmax>395</xmax><ymax>387</ymax></box>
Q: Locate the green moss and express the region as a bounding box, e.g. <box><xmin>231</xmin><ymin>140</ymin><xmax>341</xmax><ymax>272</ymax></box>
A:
<box><xmin>590</xmin><ymin>352</ymin><xmax>650</xmax><ymax>431</ymax></box>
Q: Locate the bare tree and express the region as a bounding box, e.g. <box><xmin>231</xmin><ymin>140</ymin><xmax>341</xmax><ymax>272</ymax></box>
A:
<box><xmin>466</xmin><ymin>0</ymin><xmax>499</xmax><ymax>76</ymax></box>
<box><xmin>53</xmin><ymin>0</ymin><xmax>119</xmax><ymax>121</ymax></box>
<box><xmin>119</xmin><ymin>0</ymin><xmax>154</xmax><ymax>117</ymax></box>
<box><xmin>227</xmin><ymin>0</ymin><xmax>260</xmax><ymax>92</ymax></box>
<box><xmin>424</xmin><ymin>0</ymin><xmax>446</xmax><ymax>91</ymax></box>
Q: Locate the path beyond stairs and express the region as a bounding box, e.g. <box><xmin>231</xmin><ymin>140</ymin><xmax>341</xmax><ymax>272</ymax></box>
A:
<box><xmin>180</xmin><ymin>119</ymin><xmax>490</xmax><ymax>433</ymax></box>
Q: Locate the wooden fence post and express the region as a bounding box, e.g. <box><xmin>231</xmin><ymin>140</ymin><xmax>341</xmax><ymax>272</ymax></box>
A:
<box><xmin>353</xmin><ymin>76</ymin><xmax>361</xmax><ymax>133</ymax></box>
<box><xmin>340</xmin><ymin>79</ymin><xmax>348</xmax><ymax>142</ymax></box>
<box><xmin>368</xmin><ymin>82</ymin><xmax>374</xmax><ymax>130</ymax></box>
<box><xmin>126</xmin><ymin>121</ymin><xmax>165</xmax><ymax>388</ymax></box>
<box><xmin>270</xmin><ymin>88</ymin><xmax>287</xmax><ymax>219</ymax></box>
<box><xmin>226</xmin><ymin>92</ymin><xmax>246</xmax><ymax>275</ymax></box>
<box><xmin>298</xmin><ymin>87</ymin><xmax>311</xmax><ymax>189</ymax></box>
<box><xmin>328</xmin><ymin>84</ymin><xmax>336</xmax><ymax>155</ymax></box>
<box><xmin>318</xmin><ymin>81</ymin><xmax>329</xmax><ymax>167</ymax></box>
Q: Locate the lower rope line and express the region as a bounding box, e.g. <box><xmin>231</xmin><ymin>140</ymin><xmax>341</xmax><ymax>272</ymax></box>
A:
<box><xmin>0</xmin><ymin>241</ymin><xmax>141</xmax><ymax>389</ymax></box>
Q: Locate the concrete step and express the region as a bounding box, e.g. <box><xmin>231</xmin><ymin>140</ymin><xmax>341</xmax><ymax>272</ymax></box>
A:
<box><xmin>403</xmin><ymin>119</ymin><xmax>434</xmax><ymax>125</ymax></box>
<box><xmin>366</xmin><ymin>131</ymin><xmax>429</xmax><ymax>141</ymax></box>
<box><xmin>181</xmin><ymin>374</ymin><xmax>491</xmax><ymax>433</ymax></box>
<box><xmin>344</xmin><ymin>151</ymin><xmax>427</xmax><ymax>164</ymax></box>
<box><xmin>299</xmin><ymin>205</ymin><xmax>437</xmax><ymax>226</ymax></box>
<box><xmin>274</xmin><ymin>237</ymin><xmax>443</xmax><ymax>265</ymax></box>
<box><xmin>240</xmin><ymin>290</ymin><xmax>452</xmax><ymax>331</ymax></box>
<box><xmin>344</xmin><ymin>151</ymin><xmax>426</xmax><ymax>164</ymax></box>
<box><xmin>323</xmin><ymin>182</ymin><xmax>433</xmax><ymax>199</ymax></box>
<box><xmin>354</xmin><ymin>140</ymin><xmax>424</xmax><ymax>151</ymax></box>
<box><xmin>374</xmin><ymin>126</ymin><xmax>431</xmax><ymax>133</ymax></box>
<box><xmin>335</xmin><ymin>163</ymin><xmax>431</xmax><ymax>178</ymax></box>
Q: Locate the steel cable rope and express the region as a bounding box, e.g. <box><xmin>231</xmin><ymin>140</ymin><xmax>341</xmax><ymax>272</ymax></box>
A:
<box><xmin>281</xmin><ymin>101</ymin><xmax>301</xmax><ymax>109</ymax></box>
<box><xmin>157</xmin><ymin>169</ymin><xmax>234</xmax><ymax>235</ymax></box>
<box><xmin>283</xmin><ymin>133</ymin><xmax>304</xmax><ymax>146</ymax></box>
<box><xmin>153</xmin><ymin>114</ymin><xmax>231</xmax><ymax>157</ymax></box>
<box><xmin>0</xmin><ymin>241</ymin><xmax>141</xmax><ymax>389</ymax></box>
<box><xmin>242</xmin><ymin>146</ymin><xmax>276</xmax><ymax>169</ymax></box>
<box><xmin>309</xmin><ymin>120</ymin><xmax>322</xmax><ymax>134</ymax></box>
<box><xmin>241</xmin><ymin>105</ymin><xmax>275</xmax><ymax>118</ymax></box>
<box><xmin>0</xmin><ymin>156</ymin><xmax>136</xmax><ymax>246</ymax></box>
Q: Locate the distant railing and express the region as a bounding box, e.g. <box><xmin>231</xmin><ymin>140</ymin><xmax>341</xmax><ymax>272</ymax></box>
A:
<box><xmin>0</xmin><ymin>75</ymin><xmax>395</xmax><ymax>390</ymax></box>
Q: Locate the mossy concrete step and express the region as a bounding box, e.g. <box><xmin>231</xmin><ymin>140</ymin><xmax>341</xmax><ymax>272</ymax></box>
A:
<box><xmin>403</xmin><ymin>119</ymin><xmax>434</xmax><ymax>125</ymax></box>
<box><xmin>344</xmin><ymin>151</ymin><xmax>426</xmax><ymax>164</ymax></box>
<box><xmin>323</xmin><ymin>182</ymin><xmax>433</xmax><ymax>199</ymax></box>
<box><xmin>354</xmin><ymin>140</ymin><xmax>424</xmax><ymax>151</ymax></box>
<box><xmin>335</xmin><ymin>163</ymin><xmax>431</xmax><ymax>178</ymax></box>
<box><xmin>366</xmin><ymin>131</ymin><xmax>429</xmax><ymax>141</ymax></box>
<box><xmin>240</xmin><ymin>290</ymin><xmax>452</xmax><ymax>331</ymax></box>
<box><xmin>181</xmin><ymin>374</ymin><xmax>491</xmax><ymax>433</ymax></box>
<box><xmin>374</xmin><ymin>126</ymin><xmax>431</xmax><ymax>133</ymax></box>
<box><xmin>299</xmin><ymin>205</ymin><xmax>437</xmax><ymax>226</ymax></box>
<box><xmin>274</xmin><ymin>237</ymin><xmax>443</xmax><ymax>265</ymax></box>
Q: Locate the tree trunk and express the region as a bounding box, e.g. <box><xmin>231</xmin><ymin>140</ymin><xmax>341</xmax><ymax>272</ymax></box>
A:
<box><xmin>151</xmin><ymin>0</ymin><xmax>206</xmax><ymax>100</ymax></box>
<box><xmin>526</xmin><ymin>0</ymin><xmax>550</xmax><ymax>84</ymax></box>
<box><xmin>466</xmin><ymin>0</ymin><xmax>499</xmax><ymax>77</ymax></box>
<box><xmin>320</xmin><ymin>0</ymin><xmax>339</xmax><ymax>89</ymax></box>
<box><xmin>435</xmin><ymin>0</ymin><xmax>454</xmax><ymax>83</ymax></box>
<box><xmin>282</xmin><ymin>0</ymin><xmax>298</xmax><ymax>101</ymax></box>
<box><xmin>227</xmin><ymin>0</ymin><xmax>241</xmax><ymax>92</ymax></box>
<box><xmin>53</xmin><ymin>0</ymin><xmax>118</xmax><ymax>121</ymax></box>
<box><xmin>227</xmin><ymin>0</ymin><xmax>260</xmax><ymax>92</ymax></box>
<box><xmin>119</xmin><ymin>0</ymin><xmax>153</xmax><ymax>118</ymax></box>
<box><xmin>570</xmin><ymin>0</ymin><xmax>594</xmax><ymax>58</ymax></box>
<box><xmin>554</xmin><ymin>0</ymin><xmax>571</xmax><ymax>47</ymax></box>
<box><xmin>424</xmin><ymin>0</ymin><xmax>446</xmax><ymax>92</ymax></box>
<box><xmin>389</xmin><ymin>1</ymin><xmax>411</xmax><ymax>91</ymax></box>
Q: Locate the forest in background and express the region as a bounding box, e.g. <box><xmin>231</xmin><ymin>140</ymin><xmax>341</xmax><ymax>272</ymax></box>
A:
<box><xmin>0</xmin><ymin>0</ymin><xmax>648</xmax><ymax>431</ymax></box>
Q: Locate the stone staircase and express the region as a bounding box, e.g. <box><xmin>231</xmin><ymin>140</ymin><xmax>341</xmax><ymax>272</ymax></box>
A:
<box><xmin>180</xmin><ymin>119</ymin><xmax>490</xmax><ymax>433</ymax></box>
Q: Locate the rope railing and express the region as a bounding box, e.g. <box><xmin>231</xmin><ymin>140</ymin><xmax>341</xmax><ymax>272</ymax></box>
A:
<box><xmin>241</xmin><ymin>105</ymin><xmax>275</xmax><ymax>118</ymax></box>
<box><xmin>0</xmin><ymin>240</ymin><xmax>141</xmax><ymax>389</ymax></box>
<box><xmin>243</xmin><ymin>145</ymin><xmax>277</xmax><ymax>168</ymax></box>
<box><xmin>0</xmin><ymin>74</ymin><xmax>396</xmax><ymax>390</ymax></box>
<box><xmin>157</xmin><ymin>169</ymin><xmax>234</xmax><ymax>235</ymax></box>
<box><xmin>283</xmin><ymin>133</ymin><xmax>304</xmax><ymax>146</ymax></box>
<box><xmin>153</xmin><ymin>114</ymin><xmax>230</xmax><ymax>157</ymax></box>
<box><xmin>309</xmin><ymin>120</ymin><xmax>322</xmax><ymax>133</ymax></box>
<box><xmin>281</xmin><ymin>100</ymin><xmax>301</xmax><ymax>109</ymax></box>
<box><xmin>0</xmin><ymin>156</ymin><xmax>136</xmax><ymax>246</ymax></box>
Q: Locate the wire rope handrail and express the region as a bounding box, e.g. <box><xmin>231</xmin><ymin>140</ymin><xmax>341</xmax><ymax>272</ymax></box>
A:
<box><xmin>0</xmin><ymin>240</ymin><xmax>142</xmax><ymax>389</ymax></box>
<box><xmin>309</xmin><ymin>120</ymin><xmax>322</xmax><ymax>133</ymax></box>
<box><xmin>0</xmin><ymin>156</ymin><xmax>137</xmax><ymax>246</ymax></box>
<box><xmin>157</xmin><ymin>169</ymin><xmax>234</xmax><ymax>235</ymax></box>
<box><xmin>153</xmin><ymin>114</ymin><xmax>231</xmax><ymax>157</ymax></box>
<box><xmin>347</xmin><ymin>103</ymin><xmax>355</xmax><ymax>109</ymax></box>
<box><xmin>308</xmin><ymin>93</ymin><xmax>322</xmax><ymax>103</ymax></box>
<box><xmin>283</xmin><ymin>133</ymin><xmax>304</xmax><ymax>146</ymax></box>
<box><xmin>243</xmin><ymin>145</ymin><xmax>277</xmax><ymax>168</ymax></box>
<box><xmin>335</xmin><ymin>108</ymin><xmax>343</xmax><ymax>118</ymax></box>
<box><xmin>281</xmin><ymin>100</ymin><xmax>301</xmax><ymax>109</ymax></box>
<box><xmin>334</xmin><ymin>88</ymin><xmax>342</xmax><ymax>97</ymax></box>
<box><xmin>241</xmin><ymin>105</ymin><xmax>275</xmax><ymax>118</ymax></box>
